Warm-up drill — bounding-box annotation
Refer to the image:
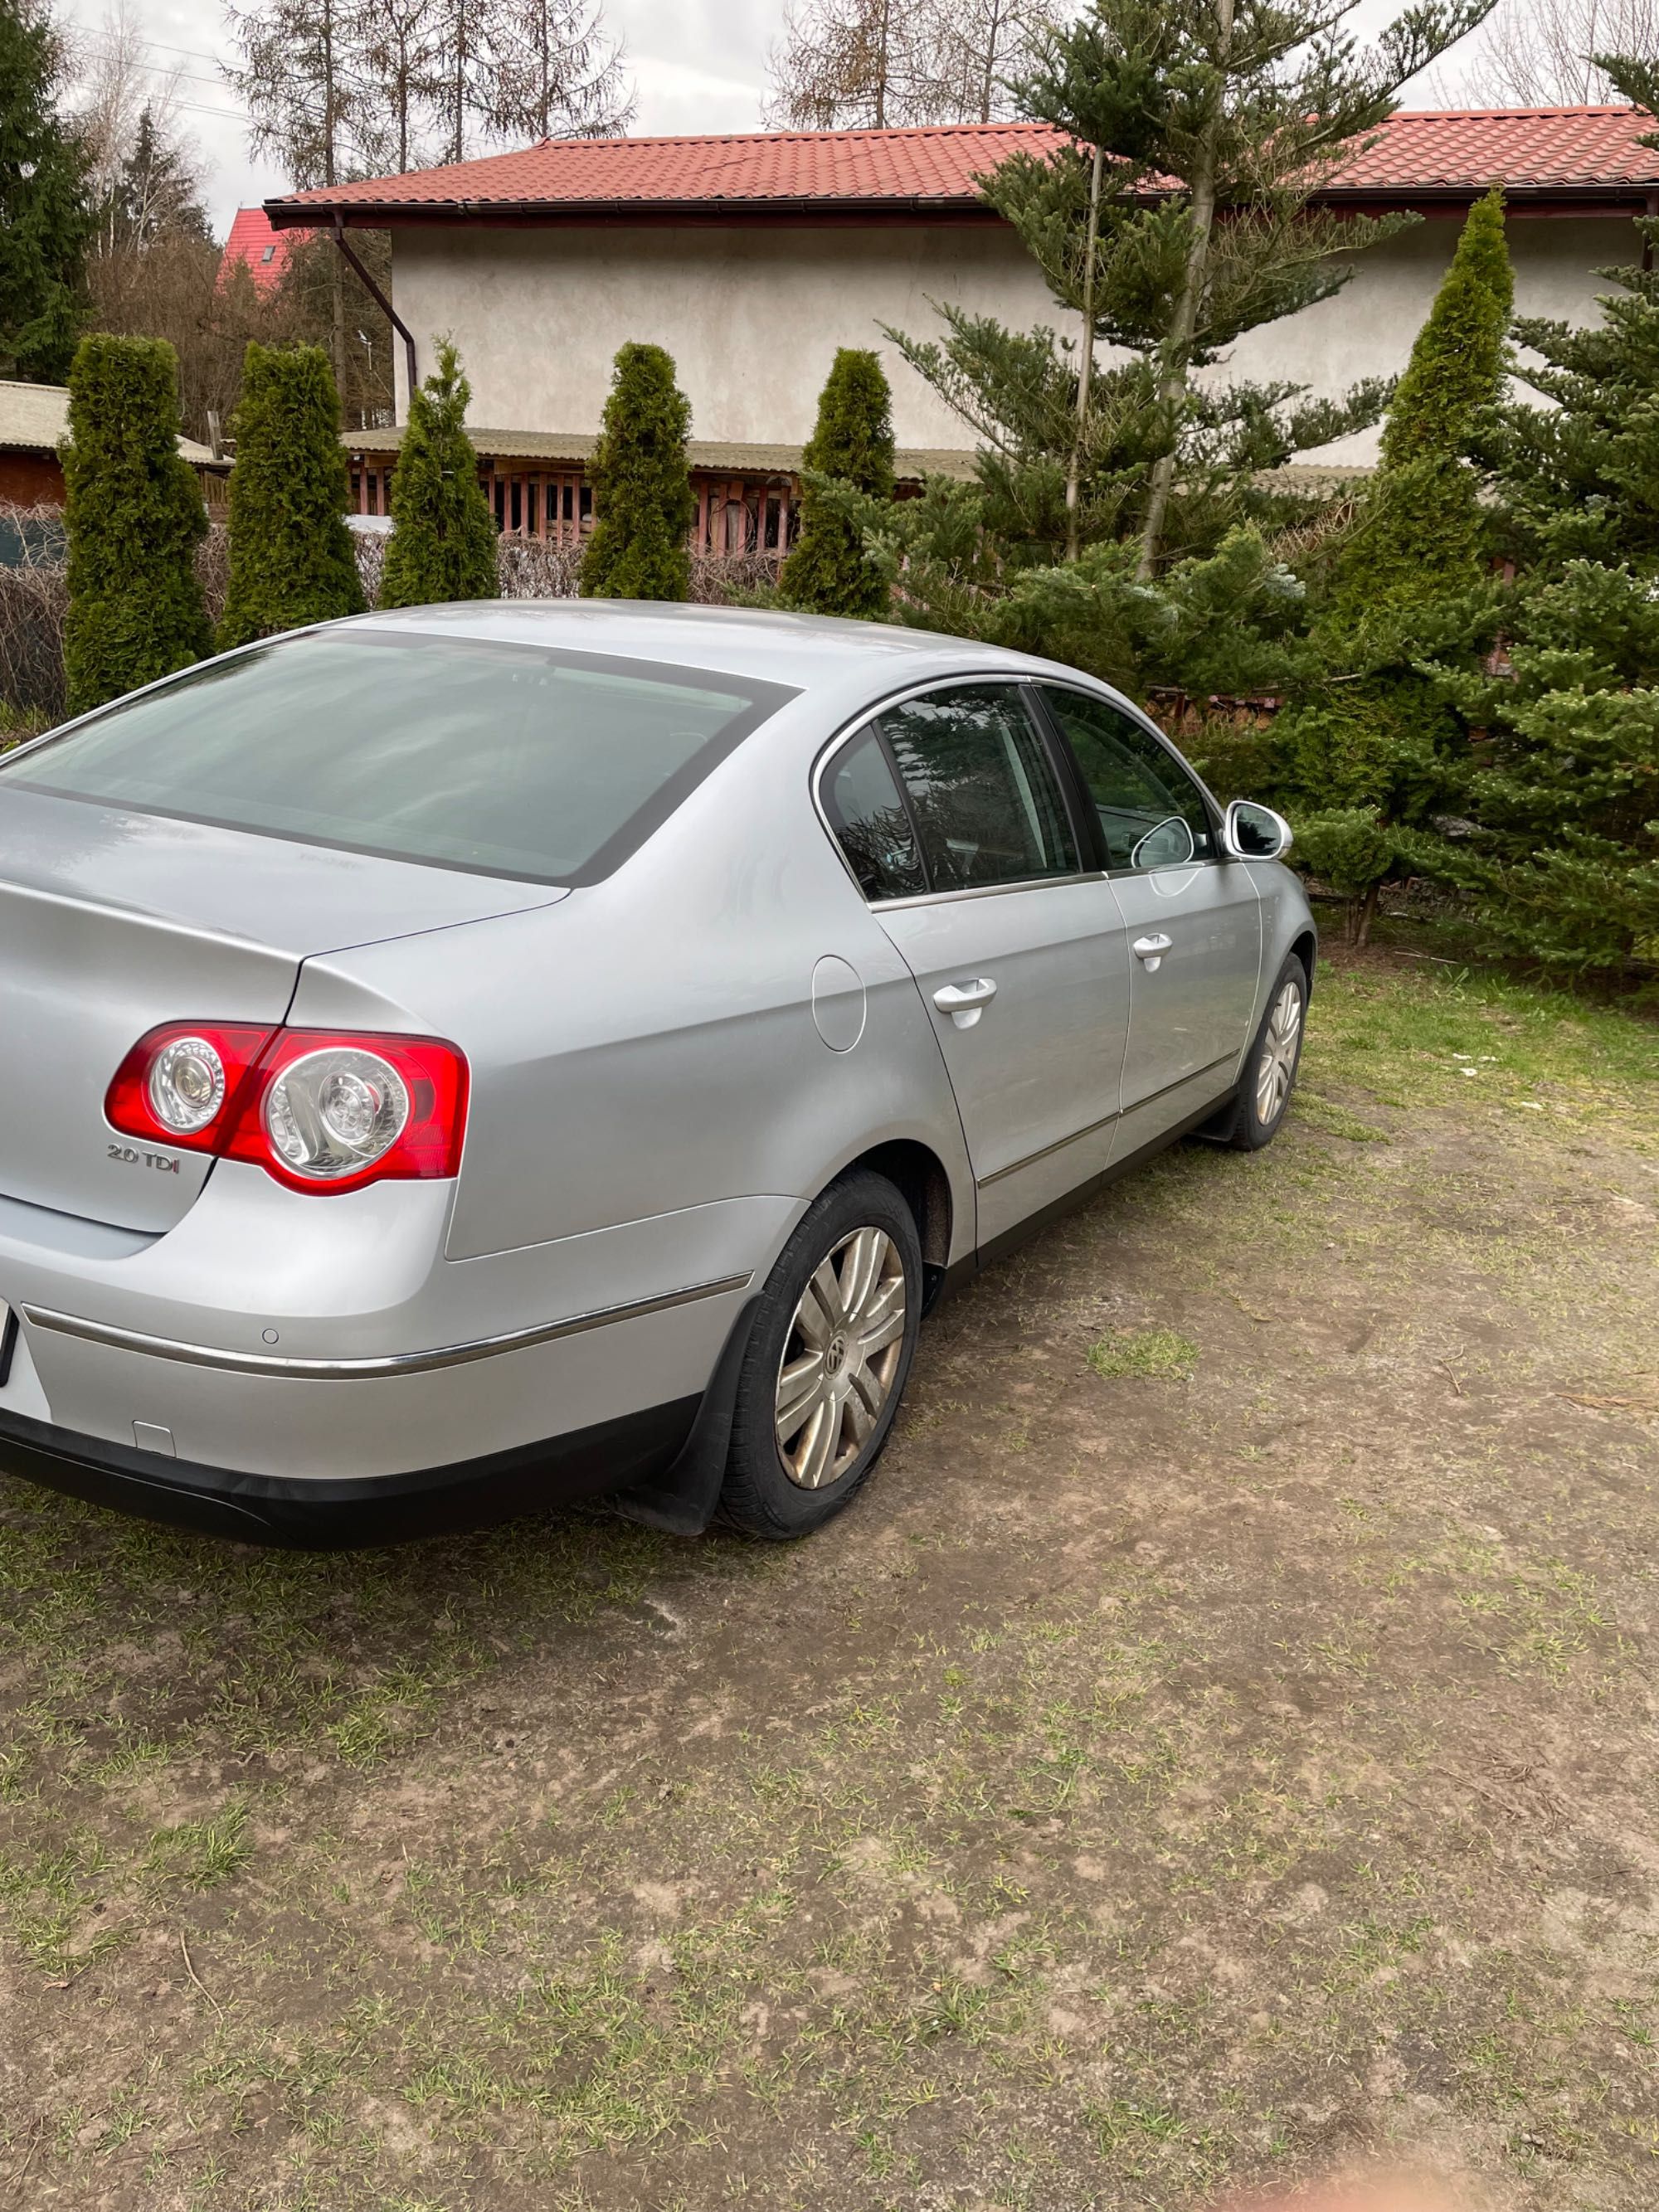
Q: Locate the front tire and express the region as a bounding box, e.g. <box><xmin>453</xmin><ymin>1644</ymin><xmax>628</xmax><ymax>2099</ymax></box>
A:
<box><xmin>1229</xmin><ymin>954</ymin><xmax>1308</xmax><ymax>1151</ymax></box>
<box><xmin>719</xmin><ymin>1169</ymin><xmax>922</xmax><ymax>1539</ymax></box>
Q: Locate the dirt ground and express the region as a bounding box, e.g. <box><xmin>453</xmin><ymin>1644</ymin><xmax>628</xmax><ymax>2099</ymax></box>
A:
<box><xmin>2</xmin><ymin>946</ymin><xmax>1657</xmax><ymax>2212</ymax></box>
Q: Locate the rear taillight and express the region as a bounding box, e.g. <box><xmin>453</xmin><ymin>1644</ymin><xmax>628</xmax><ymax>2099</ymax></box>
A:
<box><xmin>106</xmin><ymin>1025</ymin><xmax>469</xmax><ymax>1195</ymax></box>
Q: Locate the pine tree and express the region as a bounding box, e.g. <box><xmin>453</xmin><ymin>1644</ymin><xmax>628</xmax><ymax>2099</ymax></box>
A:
<box><xmin>779</xmin><ymin>350</ymin><xmax>897</xmax><ymax>618</ymax></box>
<box><xmin>0</xmin><ymin>0</ymin><xmax>91</xmax><ymax>382</ymax></box>
<box><xmin>61</xmin><ymin>334</ymin><xmax>211</xmax><ymax>714</ymax></box>
<box><xmin>218</xmin><ymin>343</ymin><xmax>366</xmax><ymax>651</ymax></box>
<box><xmin>888</xmin><ymin>0</ymin><xmax>1494</xmax><ymax>579</ymax></box>
<box><xmin>579</xmin><ymin>343</ymin><xmax>695</xmax><ymax>602</ymax></box>
<box><xmin>379</xmin><ymin>339</ymin><xmax>498</xmax><ymax>608</ymax></box>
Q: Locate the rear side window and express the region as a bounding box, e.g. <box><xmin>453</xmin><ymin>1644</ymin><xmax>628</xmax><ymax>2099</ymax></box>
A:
<box><xmin>3</xmin><ymin>631</ymin><xmax>796</xmax><ymax>884</ymax></box>
<box><xmin>820</xmin><ymin>727</ymin><xmax>927</xmax><ymax>901</ymax></box>
<box><xmin>1039</xmin><ymin>685</ymin><xmax>1216</xmax><ymax>869</ymax></box>
<box><xmin>874</xmin><ymin>684</ymin><xmax>1079</xmax><ymax>892</ymax></box>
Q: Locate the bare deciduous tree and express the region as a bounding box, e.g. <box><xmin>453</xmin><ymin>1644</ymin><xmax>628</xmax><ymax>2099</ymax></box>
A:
<box><xmin>766</xmin><ymin>0</ymin><xmax>1070</xmax><ymax>130</ymax></box>
<box><xmin>484</xmin><ymin>0</ymin><xmax>634</xmax><ymax>142</ymax></box>
<box><xmin>1454</xmin><ymin>0</ymin><xmax>1659</xmax><ymax>104</ymax></box>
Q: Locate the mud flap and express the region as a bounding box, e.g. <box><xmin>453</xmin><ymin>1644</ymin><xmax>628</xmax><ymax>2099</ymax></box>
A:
<box><xmin>609</xmin><ymin>1296</ymin><xmax>761</xmax><ymax>1535</ymax></box>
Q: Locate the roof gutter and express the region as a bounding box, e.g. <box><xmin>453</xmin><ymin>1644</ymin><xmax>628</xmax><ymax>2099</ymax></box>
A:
<box><xmin>270</xmin><ymin>178</ymin><xmax>1659</xmax><ymax>231</ymax></box>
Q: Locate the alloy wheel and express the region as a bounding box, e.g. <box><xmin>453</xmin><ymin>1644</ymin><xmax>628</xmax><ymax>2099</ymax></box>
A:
<box><xmin>774</xmin><ymin>1227</ymin><xmax>907</xmax><ymax>1490</ymax></box>
<box><xmin>1255</xmin><ymin>978</ymin><xmax>1303</xmax><ymax>1125</ymax></box>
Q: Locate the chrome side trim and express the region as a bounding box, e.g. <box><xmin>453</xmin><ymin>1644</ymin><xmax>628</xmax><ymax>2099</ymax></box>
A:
<box><xmin>976</xmin><ymin>1106</ymin><xmax>1122</xmax><ymax>1190</ymax></box>
<box><xmin>21</xmin><ymin>1273</ymin><xmax>753</xmax><ymax>1382</ymax></box>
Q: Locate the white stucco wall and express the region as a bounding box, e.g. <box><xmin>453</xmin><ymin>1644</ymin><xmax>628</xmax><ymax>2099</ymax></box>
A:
<box><xmin>387</xmin><ymin>211</ymin><xmax>1641</xmax><ymax>460</ymax></box>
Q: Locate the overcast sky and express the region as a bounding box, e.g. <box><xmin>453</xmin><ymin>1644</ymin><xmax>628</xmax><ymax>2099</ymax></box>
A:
<box><xmin>58</xmin><ymin>0</ymin><xmax>1491</xmax><ymax>238</ymax></box>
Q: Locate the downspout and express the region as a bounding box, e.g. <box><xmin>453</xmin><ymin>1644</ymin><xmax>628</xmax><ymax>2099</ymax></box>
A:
<box><xmin>331</xmin><ymin>214</ymin><xmax>419</xmax><ymax>410</ymax></box>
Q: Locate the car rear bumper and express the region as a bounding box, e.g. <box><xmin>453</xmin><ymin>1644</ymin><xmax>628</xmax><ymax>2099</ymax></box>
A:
<box><xmin>0</xmin><ymin>1392</ymin><xmax>703</xmax><ymax>1548</ymax></box>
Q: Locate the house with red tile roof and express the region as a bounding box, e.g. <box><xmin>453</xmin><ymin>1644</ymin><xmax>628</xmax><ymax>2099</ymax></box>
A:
<box><xmin>219</xmin><ymin>207</ymin><xmax>310</xmax><ymax>294</ymax></box>
<box><xmin>265</xmin><ymin>108</ymin><xmax>1659</xmax><ymax>550</ymax></box>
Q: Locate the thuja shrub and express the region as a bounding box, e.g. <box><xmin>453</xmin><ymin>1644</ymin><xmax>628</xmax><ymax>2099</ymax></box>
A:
<box><xmin>217</xmin><ymin>342</ymin><xmax>364</xmax><ymax>649</ymax></box>
<box><xmin>61</xmin><ymin>334</ymin><xmax>211</xmax><ymax>713</ymax></box>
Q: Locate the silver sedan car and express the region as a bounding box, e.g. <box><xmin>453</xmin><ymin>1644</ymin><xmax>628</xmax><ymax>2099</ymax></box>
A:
<box><xmin>0</xmin><ymin>604</ymin><xmax>1312</xmax><ymax>1547</ymax></box>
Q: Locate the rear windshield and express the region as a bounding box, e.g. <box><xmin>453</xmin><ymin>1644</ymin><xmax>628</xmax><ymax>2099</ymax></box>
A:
<box><xmin>2</xmin><ymin>630</ymin><xmax>795</xmax><ymax>883</ymax></box>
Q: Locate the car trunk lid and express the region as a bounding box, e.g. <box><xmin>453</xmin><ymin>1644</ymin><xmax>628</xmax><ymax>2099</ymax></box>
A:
<box><xmin>0</xmin><ymin>787</ymin><xmax>562</xmax><ymax>1232</ymax></box>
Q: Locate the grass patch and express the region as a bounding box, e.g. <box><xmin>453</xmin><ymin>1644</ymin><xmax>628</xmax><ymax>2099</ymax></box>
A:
<box><xmin>1292</xmin><ymin>1089</ymin><xmax>1390</xmax><ymax>1142</ymax></box>
<box><xmin>1087</xmin><ymin>1328</ymin><xmax>1198</xmax><ymax>1380</ymax></box>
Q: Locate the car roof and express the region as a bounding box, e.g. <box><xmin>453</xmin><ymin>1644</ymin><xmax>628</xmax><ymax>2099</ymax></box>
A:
<box><xmin>349</xmin><ymin>598</ymin><xmax>1056</xmax><ymax>693</ymax></box>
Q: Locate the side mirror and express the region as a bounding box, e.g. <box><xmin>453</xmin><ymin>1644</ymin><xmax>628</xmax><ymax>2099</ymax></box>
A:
<box><xmin>1223</xmin><ymin>799</ymin><xmax>1292</xmax><ymax>862</ymax></box>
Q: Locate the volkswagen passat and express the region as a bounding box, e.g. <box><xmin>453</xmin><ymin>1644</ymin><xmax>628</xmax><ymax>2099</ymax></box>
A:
<box><xmin>0</xmin><ymin>605</ymin><xmax>1311</xmax><ymax>1547</ymax></box>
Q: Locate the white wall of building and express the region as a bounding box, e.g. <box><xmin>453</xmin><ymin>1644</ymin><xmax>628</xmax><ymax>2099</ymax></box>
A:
<box><xmin>388</xmin><ymin>210</ymin><xmax>1641</xmax><ymax>459</ymax></box>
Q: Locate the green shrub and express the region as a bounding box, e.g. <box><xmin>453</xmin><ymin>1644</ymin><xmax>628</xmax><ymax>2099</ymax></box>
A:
<box><xmin>1290</xmin><ymin>805</ymin><xmax>1404</xmax><ymax>947</ymax></box>
<box><xmin>579</xmin><ymin>343</ymin><xmax>694</xmax><ymax>601</ymax></box>
<box><xmin>780</xmin><ymin>349</ymin><xmax>897</xmax><ymax>618</ymax></box>
<box><xmin>217</xmin><ymin>343</ymin><xmax>364</xmax><ymax>649</ymax></box>
<box><xmin>61</xmin><ymin>334</ymin><xmax>210</xmax><ymax>714</ymax></box>
<box><xmin>379</xmin><ymin>339</ymin><xmax>497</xmax><ymax>610</ymax></box>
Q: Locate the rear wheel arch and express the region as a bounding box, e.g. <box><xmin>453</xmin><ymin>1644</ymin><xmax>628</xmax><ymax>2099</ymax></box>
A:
<box><xmin>833</xmin><ymin>1139</ymin><xmax>954</xmax><ymax>1309</ymax></box>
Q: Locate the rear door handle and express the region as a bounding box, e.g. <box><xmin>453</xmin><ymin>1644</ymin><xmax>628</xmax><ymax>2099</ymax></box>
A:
<box><xmin>933</xmin><ymin>976</ymin><xmax>997</xmax><ymax>1030</ymax></box>
<box><xmin>1133</xmin><ymin>933</ymin><xmax>1173</xmax><ymax>972</ymax></box>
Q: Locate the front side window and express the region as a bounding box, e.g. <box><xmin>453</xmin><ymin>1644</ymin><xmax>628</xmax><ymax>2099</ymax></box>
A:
<box><xmin>1039</xmin><ymin>686</ymin><xmax>1215</xmax><ymax>870</ymax></box>
<box><xmin>3</xmin><ymin>631</ymin><xmax>795</xmax><ymax>884</ymax></box>
<box><xmin>875</xmin><ymin>684</ymin><xmax>1079</xmax><ymax>892</ymax></box>
<box><xmin>820</xmin><ymin>727</ymin><xmax>926</xmax><ymax>901</ymax></box>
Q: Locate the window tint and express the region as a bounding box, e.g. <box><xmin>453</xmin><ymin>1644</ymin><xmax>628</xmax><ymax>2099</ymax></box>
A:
<box><xmin>1039</xmin><ymin>686</ymin><xmax>1215</xmax><ymax>869</ymax></box>
<box><xmin>6</xmin><ymin>632</ymin><xmax>794</xmax><ymax>884</ymax></box>
<box><xmin>876</xmin><ymin>685</ymin><xmax>1078</xmax><ymax>892</ymax></box>
<box><xmin>820</xmin><ymin>727</ymin><xmax>926</xmax><ymax>901</ymax></box>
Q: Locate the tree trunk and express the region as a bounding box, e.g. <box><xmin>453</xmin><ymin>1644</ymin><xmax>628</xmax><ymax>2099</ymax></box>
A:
<box><xmin>1065</xmin><ymin>145</ymin><xmax>1104</xmax><ymax>565</ymax></box>
<box><xmin>1136</xmin><ymin>0</ymin><xmax>1234</xmax><ymax>581</ymax></box>
<box><xmin>1355</xmin><ymin>881</ymin><xmax>1381</xmax><ymax>950</ymax></box>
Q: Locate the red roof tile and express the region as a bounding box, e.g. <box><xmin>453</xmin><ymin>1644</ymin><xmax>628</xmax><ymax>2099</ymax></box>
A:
<box><xmin>265</xmin><ymin>105</ymin><xmax>1659</xmax><ymax>226</ymax></box>
<box><xmin>220</xmin><ymin>206</ymin><xmax>310</xmax><ymax>290</ymax></box>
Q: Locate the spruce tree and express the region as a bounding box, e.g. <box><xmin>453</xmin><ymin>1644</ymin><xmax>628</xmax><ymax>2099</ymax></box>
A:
<box><xmin>1404</xmin><ymin>56</ymin><xmax>1659</xmax><ymax>974</ymax></box>
<box><xmin>779</xmin><ymin>349</ymin><xmax>897</xmax><ymax>618</ymax></box>
<box><xmin>0</xmin><ymin>0</ymin><xmax>91</xmax><ymax>382</ymax></box>
<box><xmin>62</xmin><ymin>334</ymin><xmax>211</xmax><ymax>714</ymax></box>
<box><xmin>379</xmin><ymin>341</ymin><xmax>498</xmax><ymax>609</ymax></box>
<box><xmin>219</xmin><ymin>343</ymin><xmax>364</xmax><ymax>649</ymax></box>
<box><xmin>579</xmin><ymin>343</ymin><xmax>695</xmax><ymax>601</ymax></box>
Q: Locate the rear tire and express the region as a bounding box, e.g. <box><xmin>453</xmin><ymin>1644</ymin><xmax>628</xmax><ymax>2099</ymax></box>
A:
<box><xmin>1228</xmin><ymin>953</ymin><xmax>1308</xmax><ymax>1151</ymax></box>
<box><xmin>718</xmin><ymin>1169</ymin><xmax>921</xmax><ymax>1539</ymax></box>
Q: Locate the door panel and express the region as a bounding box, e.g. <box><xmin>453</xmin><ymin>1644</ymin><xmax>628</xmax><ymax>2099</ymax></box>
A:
<box><xmin>820</xmin><ymin>684</ymin><xmax>1132</xmax><ymax>1249</ymax></box>
<box><xmin>1036</xmin><ymin>683</ymin><xmax>1262</xmax><ymax>1150</ymax></box>
<box><xmin>876</xmin><ymin>886</ymin><xmax>1131</xmax><ymax>1243</ymax></box>
<box><xmin>1107</xmin><ymin>863</ymin><xmax>1261</xmax><ymax>1148</ymax></box>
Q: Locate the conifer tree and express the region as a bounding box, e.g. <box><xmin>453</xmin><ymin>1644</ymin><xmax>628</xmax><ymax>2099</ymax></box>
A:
<box><xmin>1331</xmin><ymin>187</ymin><xmax>1513</xmax><ymax>615</ymax></box>
<box><xmin>379</xmin><ymin>340</ymin><xmax>498</xmax><ymax>609</ymax></box>
<box><xmin>1277</xmin><ymin>192</ymin><xmax>1515</xmax><ymax>944</ymax></box>
<box><xmin>218</xmin><ymin>343</ymin><xmax>365</xmax><ymax>649</ymax></box>
<box><xmin>579</xmin><ymin>342</ymin><xmax>694</xmax><ymax>601</ymax></box>
<box><xmin>0</xmin><ymin>0</ymin><xmax>91</xmax><ymax>382</ymax></box>
<box><xmin>62</xmin><ymin>334</ymin><xmax>211</xmax><ymax>714</ymax></box>
<box><xmin>1404</xmin><ymin>56</ymin><xmax>1659</xmax><ymax>974</ymax></box>
<box><xmin>779</xmin><ymin>349</ymin><xmax>897</xmax><ymax>618</ymax></box>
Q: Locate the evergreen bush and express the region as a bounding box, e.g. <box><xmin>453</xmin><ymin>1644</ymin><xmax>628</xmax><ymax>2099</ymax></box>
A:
<box><xmin>379</xmin><ymin>340</ymin><xmax>498</xmax><ymax>609</ymax></box>
<box><xmin>579</xmin><ymin>343</ymin><xmax>694</xmax><ymax>601</ymax></box>
<box><xmin>218</xmin><ymin>343</ymin><xmax>364</xmax><ymax>649</ymax></box>
<box><xmin>0</xmin><ymin>0</ymin><xmax>90</xmax><ymax>383</ymax></box>
<box><xmin>61</xmin><ymin>334</ymin><xmax>211</xmax><ymax>714</ymax></box>
<box><xmin>779</xmin><ymin>349</ymin><xmax>896</xmax><ymax>617</ymax></box>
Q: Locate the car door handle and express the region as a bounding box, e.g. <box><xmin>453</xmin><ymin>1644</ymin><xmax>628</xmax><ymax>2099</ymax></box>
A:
<box><xmin>1132</xmin><ymin>933</ymin><xmax>1173</xmax><ymax>972</ymax></box>
<box><xmin>933</xmin><ymin>977</ymin><xmax>997</xmax><ymax>1030</ymax></box>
